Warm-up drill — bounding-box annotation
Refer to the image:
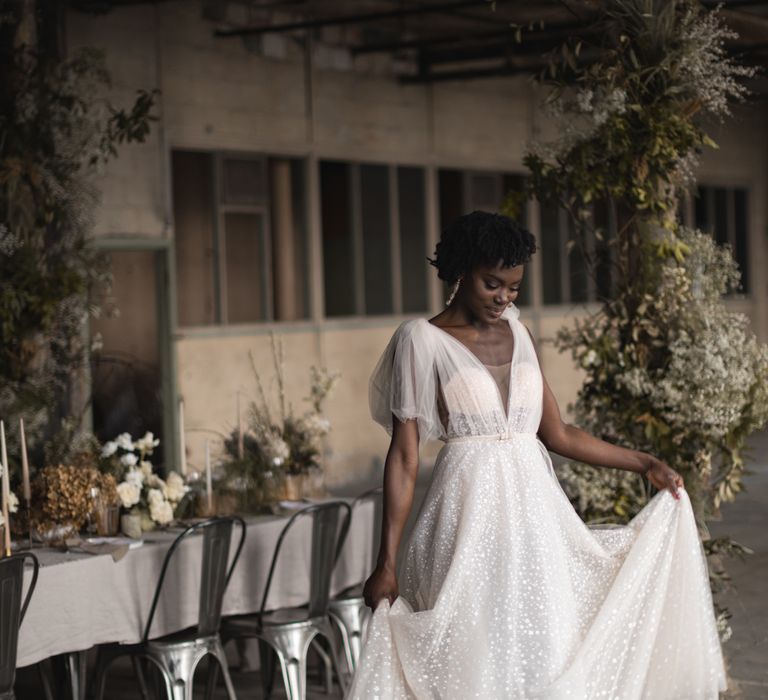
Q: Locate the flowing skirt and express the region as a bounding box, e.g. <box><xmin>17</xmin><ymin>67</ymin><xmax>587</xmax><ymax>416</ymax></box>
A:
<box><xmin>346</xmin><ymin>433</ymin><xmax>726</xmax><ymax>699</ymax></box>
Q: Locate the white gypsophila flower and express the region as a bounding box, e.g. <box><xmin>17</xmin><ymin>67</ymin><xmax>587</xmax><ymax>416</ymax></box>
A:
<box><xmin>147</xmin><ymin>488</ymin><xmax>165</xmax><ymax>506</ymax></box>
<box><xmin>121</xmin><ymin>452</ymin><xmax>138</xmax><ymax>468</ymax></box>
<box><xmin>149</xmin><ymin>498</ymin><xmax>174</xmax><ymax>525</ymax></box>
<box><xmin>576</xmin><ymin>88</ymin><xmax>593</xmax><ymax>113</ymax></box>
<box><xmin>124</xmin><ymin>468</ymin><xmax>144</xmax><ymax>486</ymax></box>
<box><xmin>262</xmin><ymin>434</ymin><xmax>290</xmax><ymax>466</ymax></box>
<box><xmin>117</xmin><ymin>481</ymin><xmax>141</xmax><ymax>508</ymax></box>
<box><xmin>163</xmin><ymin>471</ymin><xmax>189</xmax><ymax>503</ymax></box>
<box><xmin>582</xmin><ymin>350</ymin><xmax>599</xmax><ymax>369</ymax></box>
<box><xmin>308</xmin><ymin>413</ymin><xmax>332</xmax><ymax>436</ymax></box>
<box><xmin>8</xmin><ymin>492</ymin><xmax>19</xmax><ymax>514</ymax></box>
<box><xmin>101</xmin><ymin>441</ymin><xmax>118</xmax><ymax>458</ymax></box>
<box><xmin>135</xmin><ymin>431</ymin><xmax>160</xmax><ymax>455</ymax></box>
<box><xmin>115</xmin><ymin>433</ymin><xmax>134</xmax><ymax>451</ymax></box>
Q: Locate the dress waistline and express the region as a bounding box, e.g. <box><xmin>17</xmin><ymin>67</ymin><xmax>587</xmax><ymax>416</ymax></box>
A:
<box><xmin>445</xmin><ymin>432</ymin><xmax>538</xmax><ymax>444</ymax></box>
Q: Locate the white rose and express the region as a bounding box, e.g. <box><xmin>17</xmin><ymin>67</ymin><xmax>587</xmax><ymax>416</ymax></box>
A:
<box><xmin>149</xmin><ymin>498</ymin><xmax>174</xmax><ymax>525</ymax></box>
<box><xmin>117</xmin><ymin>481</ymin><xmax>141</xmax><ymax>508</ymax></box>
<box><xmin>139</xmin><ymin>460</ymin><xmax>153</xmax><ymax>478</ymax></box>
<box><xmin>125</xmin><ymin>468</ymin><xmax>144</xmax><ymax>486</ymax></box>
<box><xmin>115</xmin><ymin>433</ymin><xmax>134</xmax><ymax>451</ymax></box>
<box><xmin>147</xmin><ymin>488</ymin><xmax>165</xmax><ymax>506</ymax></box>
<box><xmin>121</xmin><ymin>453</ymin><xmax>138</xmax><ymax>468</ymax></box>
<box><xmin>163</xmin><ymin>471</ymin><xmax>189</xmax><ymax>503</ymax></box>
<box><xmin>101</xmin><ymin>441</ymin><xmax>118</xmax><ymax>458</ymax></box>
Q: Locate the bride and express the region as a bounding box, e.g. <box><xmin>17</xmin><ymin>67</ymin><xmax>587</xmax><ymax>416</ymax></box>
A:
<box><xmin>347</xmin><ymin>211</ymin><xmax>726</xmax><ymax>699</ymax></box>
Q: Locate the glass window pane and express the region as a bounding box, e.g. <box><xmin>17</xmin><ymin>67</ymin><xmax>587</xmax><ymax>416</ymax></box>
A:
<box><xmin>172</xmin><ymin>150</ymin><xmax>216</xmax><ymax>326</ymax></box>
<box><xmin>224</xmin><ymin>212</ymin><xmax>266</xmax><ymax>323</ymax></box>
<box><xmin>734</xmin><ymin>188</ymin><xmax>749</xmax><ymax>293</ymax></box>
<box><xmin>222</xmin><ymin>157</ymin><xmax>267</xmax><ymax>205</ymax></box>
<box><xmin>713</xmin><ymin>187</ymin><xmax>729</xmax><ymax>246</ymax></box>
<box><xmin>321</xmin><ymin>161</ymin><xmax>356</xmax><ymax>317</ymax></box>
<box><xmin>360</xmin><ymin>164</ymin><xmax>393</xmax><ymax>315</ymax></box>
<box><xmin>694</xmin><ymin>186</ymin><xmax>711</xmax><ymax>232</ymax></box>
<box><xmin>468</xmin><ymin>173</ymin><xmax>499</xmax><ymax>210</ymax></box>
<box><xmin>269</xmin><ymin>157</ymin><xmax>309</xmax><ymax>321</ymax></box>
<box><xmin>398</xmin><ymin>167</ymin><xmax>428</xmax><ymax>314</ymax></box>
<box><xmin>540</xmin><ymin>201</ymin><xmax>562</xmax><ymax>305</ymax></box>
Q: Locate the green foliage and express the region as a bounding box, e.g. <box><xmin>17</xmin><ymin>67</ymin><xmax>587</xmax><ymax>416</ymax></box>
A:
<box><xmin>0</xmin><ymin>42</ymin><xmax>157</xmax><ymax>477</ymax></box>
<box><xmin>521</xmin><ymin>1</ymin><xmax>765</xmax><ymax>641</ymax></box>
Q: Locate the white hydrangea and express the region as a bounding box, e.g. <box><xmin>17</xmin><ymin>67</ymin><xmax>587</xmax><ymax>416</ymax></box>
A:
<box><xmin>139</xmin><ymin>460</ymin><xmax>153</xmax><ymax>479</ymax></box>
<box><xmin>115</xmin><ymin>433</ymin><xmax>134</xmax><ymax>451</ymax></box>
<box><xmin>101</xmin><ymin>441</ymin><xmax>118</xmax><ymax>458</ymax></box>
<box><xmin>149</xmin><ymin>497</ymin><xmax>174</xmax><ymax>525</ymax></box>
<box><xmin>124</xmin><ymin>468</ymin><xmax>144</xmax><ymax>486</ymax></box>
<box><xmin>117</xmin><ymin>481</ymin><xmax>141</xmax><ymax>508</ymax></box>
<box><xmin>121</xmin><ymin>453</ymin><xmax>138</xmax><ymax>468</ymax></box>
<box><xmin>147</xmin><ymin>488</ymin><xmax>165</xmax><ymax>506</ymax></box>
<box><xmin>163</xmin><ymin>471</ymin><xmax>189</xmax><ymax>503</ymax></box>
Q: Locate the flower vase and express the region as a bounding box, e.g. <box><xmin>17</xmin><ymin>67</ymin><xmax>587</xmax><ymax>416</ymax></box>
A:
<box><xmin>282</xmin><ymin>473</ymin><xmax>305</xmax><ymax>501</ymax></box>
<box><xmin>139</xmin><ymin>510</ymin><xmax>156</xmax><ymax>533</ymax></box>
<box><xmin>121</xmin><ymin>512</ymin><xmax>142</xmax><ymax>539</ymax></box>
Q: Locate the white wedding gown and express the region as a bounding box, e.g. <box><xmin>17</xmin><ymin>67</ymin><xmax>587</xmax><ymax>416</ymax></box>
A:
<box><xmin>347</xmin><ymin>305</ymin><xmax>726</xmax><ymax>699</ymax></box>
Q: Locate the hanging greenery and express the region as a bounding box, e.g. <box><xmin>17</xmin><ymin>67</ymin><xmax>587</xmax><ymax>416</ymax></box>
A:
<box><xmin>0</xmin><ymin>15</ymin><xmax>157</xmax><ymax>477</ymax></box>
<box><xmin>519</xmin><ymin>0</ymin><xmax>768</xmax><ymax>640</ymax></box>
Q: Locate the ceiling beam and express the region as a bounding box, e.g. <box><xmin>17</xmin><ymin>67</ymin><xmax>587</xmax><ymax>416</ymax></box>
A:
<box><xmin>214</xmin><ymin>0</ymin><xmax>516</xmax><ymax>38</ymax></box>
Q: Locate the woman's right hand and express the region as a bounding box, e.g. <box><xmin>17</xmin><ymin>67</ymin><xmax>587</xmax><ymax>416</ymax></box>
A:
<box><xmin>363</xmin><ymin>564</ymin><xmax>399</xmax><ymax>610</ymax></box>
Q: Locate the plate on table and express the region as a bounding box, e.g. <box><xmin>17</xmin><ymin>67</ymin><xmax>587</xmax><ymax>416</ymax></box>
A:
<box><xmin>85</xmin><ymin>536</ymin><xmax>143</xmax><ymax>550</ymax></box>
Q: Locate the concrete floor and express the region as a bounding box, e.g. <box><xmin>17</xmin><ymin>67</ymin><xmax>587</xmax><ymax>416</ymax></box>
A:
<box><xmin>14</xmin><ymin>432</ymin><xmax>767</xmax><ymax>699</ymax></box>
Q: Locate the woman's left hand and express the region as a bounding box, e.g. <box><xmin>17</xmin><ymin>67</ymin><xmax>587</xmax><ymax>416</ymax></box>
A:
<box><xmin>644</xmin><ymin>457</ymin><xmax>684</xmax><ymax>499</ymax></box>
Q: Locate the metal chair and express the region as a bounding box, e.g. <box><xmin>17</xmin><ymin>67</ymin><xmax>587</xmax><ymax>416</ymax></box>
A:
<box><xmin>0</xmin><ymin>552</ymin><xmax>39</xmax><ymax>700</ymax></box>
<box><xmin>92</xmin><ymin>516</ymin><xmax>246</xmax><ymax>700</ymax></box>
<box><xmin>221</xmin><ymin>501</ymin><xmax>352</xmax><ymax>700</ymax></box>
<box><xmin>328</xmin><ymin>487</ymin><xmax>382</xmax><ymax>679</ymax></box>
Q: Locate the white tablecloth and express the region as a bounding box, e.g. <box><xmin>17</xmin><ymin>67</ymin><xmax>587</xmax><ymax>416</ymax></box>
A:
<box><xmin>18</xmin><ymin>500</ymin><xmax>375</xmax><ymax>667</ymax></box>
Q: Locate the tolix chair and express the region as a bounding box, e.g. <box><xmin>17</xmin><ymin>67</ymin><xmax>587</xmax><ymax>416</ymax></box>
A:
<box><xmin>327</xmin><ymin>487</ymin><xmax>382</xmax><ymax>678</ymax></box>
<box><xmin>92</xmin><ymin>516</ymin><xmax>246</xmax><ymax>700</ymax></box>
<box><xmin>0</xmin><ymin>552</ymin><xmax>39</xmax><ymax>700</ymax></box>
<box><xmin>220</xmin><ymin>501</ymin><xmax>352</xmax><ymax>700</ymax></box>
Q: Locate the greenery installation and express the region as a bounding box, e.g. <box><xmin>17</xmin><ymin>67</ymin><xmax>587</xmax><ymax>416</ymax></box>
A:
<box><xmin>0</xmin><ymin>3</ymin><xmax>156</xmax><ymax>477</ymax></box>
<box><xmin>519</xmin><ymin>0</ymin><xmax>768</xmax><ymax>639</ymax></box>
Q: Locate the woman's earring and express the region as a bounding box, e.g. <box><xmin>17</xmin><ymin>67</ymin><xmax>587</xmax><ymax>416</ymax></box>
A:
<box><xmin>446</xmin><ymin>277</ymin><xmax>462</xmax><ymax>306</ymax></box>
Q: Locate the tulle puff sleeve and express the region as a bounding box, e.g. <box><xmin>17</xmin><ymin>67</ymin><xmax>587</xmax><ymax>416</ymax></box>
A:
<box><xmin>369</xmin><ymin>320</ymin><xmax>443</xmax><ymax>442</ymax></box>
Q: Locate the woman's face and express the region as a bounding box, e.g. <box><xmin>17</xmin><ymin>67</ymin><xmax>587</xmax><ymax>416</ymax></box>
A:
<box><xmin>461</xmin><ymin>262</ymin><xmax>524</xmax><ymax>324</ymax></box>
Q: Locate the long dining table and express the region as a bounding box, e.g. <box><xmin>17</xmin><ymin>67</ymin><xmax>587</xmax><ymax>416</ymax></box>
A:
<box><xmin>17</xmin><ymin>498</ymin><xmax>376</xmax><ymax>670</ymax></box>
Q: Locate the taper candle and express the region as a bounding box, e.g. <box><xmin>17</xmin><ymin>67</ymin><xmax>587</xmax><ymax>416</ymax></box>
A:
<box><xmin>178</xmin><ymin>399</ymin><xmax>188</xmax><ymax>476</ymax></box>
<box><xmin>204</xmin><ymin>439</ymin><xmax>213</xmax><ymax>513</ymax></box>
<box><xmin>19</xmin><ymin>418</ymin><xmax>30</xmax><ymax>503</ymax></box>
<box><xmin>0</xmin><ymin>421</ymin><xmax>11</xmax><ymax>556</ymax></box>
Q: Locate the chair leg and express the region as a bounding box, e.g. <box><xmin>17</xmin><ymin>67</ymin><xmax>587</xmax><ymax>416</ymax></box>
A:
<box><xmin>131</xmin><ymin>656</ymin><xmax>151</xmax><ymax>700</ymax></box>
<box><xmin>258</xmin><ymin>639</ymin><xmax>277</xmax><ymax>699</ymax></box>
<box><xmin>212</xmin><ymin>639</ymin><xmax>237</xmax><ymax>700</ymax></box>
<box><xmin>309</xmin><ymin>638</ymin><xmax>334</xmax><ymax>694</ymax></box>
<box><xmin>36</xmin><ymin>659</ymin><xmax>55</xmax><ymax>700</ymax></box>
<box><xmin>66</xmin><ymin>650</ymin><xmax>87</xmax><ymax>700</ymax></box>
<box><xmin>258</xmin><ymin>626</ymin><xmax>318</xmax><ymax>700</ymax></box>
<box><xmin>204</xmin><ymin>653</ymin><xmax>220</xmax><ymax>700</ymax></box>
<box><xmin>316</xmin><ymin>619</ymin><xmax>349</xmax><ymax>695</ymax></box>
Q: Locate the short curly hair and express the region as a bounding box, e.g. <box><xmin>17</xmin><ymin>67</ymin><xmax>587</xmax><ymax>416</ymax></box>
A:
<box><xmin>428</xmin><ymin>210</ymin><xmax>537</xmax><ymax>285</ymax></box>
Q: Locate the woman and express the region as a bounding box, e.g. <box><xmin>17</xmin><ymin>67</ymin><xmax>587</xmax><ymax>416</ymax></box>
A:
<box><xmin>347</xmin><ymin>211</ymin><xmax>726</xmax><ymax>699</ymax></box>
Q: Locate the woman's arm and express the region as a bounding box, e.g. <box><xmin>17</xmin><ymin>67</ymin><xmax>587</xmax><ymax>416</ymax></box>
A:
<box><xmin>363</xmin><ymin>415</ymin><xmax>421</xmax><ymax>609</ymax></box>
<box><xmin>527</xmin><ymin>327</ymin><xmax>683</xmax><ymax>498</ymax></box>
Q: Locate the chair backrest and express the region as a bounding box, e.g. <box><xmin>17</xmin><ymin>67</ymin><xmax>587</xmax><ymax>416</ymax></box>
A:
<box><xmin>143</xmin><ymin>516</ymin><xmax>246</xmax><ymax>641</ymax></box>
<box><xmin>260</xmin><ymin>501</ymin><xmax>352</xmax><ymax>620</ymax></box>
<box><xmin>0</xmin><ymin>552</ymin><xmax>39</xmax><ymax>694</ymax></box>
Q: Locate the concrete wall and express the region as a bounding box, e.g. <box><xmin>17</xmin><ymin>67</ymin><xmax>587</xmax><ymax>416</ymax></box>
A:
<box><xmin>67</xmin><ymin>2</ymin><xmax>768</xmax><ymax>487</ymax></box>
